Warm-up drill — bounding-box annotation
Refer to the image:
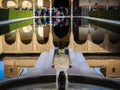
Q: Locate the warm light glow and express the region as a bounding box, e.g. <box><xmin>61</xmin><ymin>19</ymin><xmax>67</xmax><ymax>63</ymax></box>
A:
<box><xmin>38</xmin><ymin>0</ymin><xmax>43</xmax><ymax>7</ymax></box>
<box><xmin>23</xmin><ymin>25</ymin><xmax>32</xmax><ymax>33</ymax></box>
<box><xmin>7</xmin><ymin>1</ymin><xmax>17</xmax><ymax>8</ymax></box>
<box><xmin>22</xmin><ymin>1</ymin><xmax>32</xmax><ymax>8</ymax></box>
<box><xmin>38</xmin><ymin>26</ymin><xmax>44</xmax><ymax>37</ymax></box>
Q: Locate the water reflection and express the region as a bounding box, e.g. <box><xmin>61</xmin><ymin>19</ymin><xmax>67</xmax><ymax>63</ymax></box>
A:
<box><xmin>35</xmin><ymin>5</ymin><xmax>69</xmax><ymax>16</ymax></box>
<box><xmin>0</xmin><ymin>20</ymin><xmax>33</xmax><ymax>35</ymax></box>
<box><xmin>73</xmin><ymin>18</ymin><xmax>120</xmax><ymax>44</ymax></box>
<box><xmin>35</xmin><ymin>17</ymin><xmax>69</xmax><ymax>27</ymax></box>
<box><xmin>7</xmin><ymin>83</ymin><xmax>114</xmax><ymax>90</ymax></box>
<box><xmin>69</xmin><ymin>83</ymin><xmax>114</xmax><ymax>90</ymax></box>
<box><xmin>9</xmin><ymin>83</ymin><xmax>56</xmax><ymax>90</ymax></box>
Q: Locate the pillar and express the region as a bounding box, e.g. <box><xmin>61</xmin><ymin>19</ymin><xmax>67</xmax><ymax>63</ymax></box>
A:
<box><xmin>0</xmin><ymin>0</ymin><xmax>2</xmax><ymax>7</ymax></box>
<box><xmin>68</xmin><ymin>0</ymin><xmax>74</xmax><ymax>48</ymax></box>
<box><xmin>87</xmin><ymin>31</ymin><xmax>92</xmax><ymax>52</ymax></box>
<box><xmin>103</xmin><ymin>31</ymin><xmax>109</xmax><ymax>51</ymax></box>
<box><xmin>48</xmin><ymin>0</ymin><xmax>54</xmax><ymax>48</ymax></box>
<box><xmin>32</xmin><ymin>29</ymin><xmax>37</xmax><ymax>51</ymax></box>
<box><xmin>33</xmin><ymin>0</ymin><xmax>35</xmax><ymax>16</ymax></box>
<box><xmin>48</xmin><ymin>29</ymin><xmax>54</xmax><ymax>49</ymax></box>
<box><xmin>106</xmin><ymin>0</ymin><xmax>109</xmax><ymax>10</ymax></box>
<box><xmin>16</xmin><ymin>29</ymin><xmax>21</xmax><ymax>52</ymax></box>
<box><xmin>89</xmin><ymin>0</ymin><xmax>91</xmax><ymax>11</ymax></box>
<box><xmin>68</xmin><ymin>31</ymin><xmax>74</xmax><ymax>48</ymax></box>
<box><xmin>15</xmin><ymin>0</ymin><xmax>19</xmax><ymax>8</ymax></box>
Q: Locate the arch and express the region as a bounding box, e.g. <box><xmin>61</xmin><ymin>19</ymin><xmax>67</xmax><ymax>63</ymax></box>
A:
<box><xmin>108</xmin><ymin>32</ymin><xmax>120</xmax><ymax>44</ymax></box>
<box><xmin>2</xmin><ymin>0</ymin><xmax>16</xmax><ymax>8</ymax></box>
<box><xmin>36</xmin><ymin>25</ymin><xmax>49</xmax><ymax>44</ymax></box>
<box><xmin>7</xmin><ymin>1</ymin><xmax>17</xmax><ymax>8</ymax></box>
<box><xmin>53</xmin><ymin>33</ymin><xmax>70</xmax><ymax>49</ymax></box>
<box><xmin>22</xmin><ymin>0</ymin><xmax>32</xmax><ymax>8</ymax></box>
<box><xmin>54</xmin><ymin>26</ymin><xmax>69</xmax><ymax>39</ymax></box>
<box><xmin>91</xmin><ymin>27</ymin><xmax>105</xmax><ymax>44</ymax></box>
<box><xmin>20</xmin><ymin>25</ymin><xmax>33</xmax><ymax>44</ymax></box>
<box><xmin>5</xmin><ymin>31</ymin><xmax>16</xmax><ymax>45</ymax></box>
<box><xmin>76</xmin><ymin>26</ymin><xmax>89</xmax><ymax>44</ymax></box>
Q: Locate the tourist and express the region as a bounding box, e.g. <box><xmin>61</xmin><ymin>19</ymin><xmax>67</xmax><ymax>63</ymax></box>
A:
<box><xmin>39</xmin><ymin>6</ymin><xmax>42</xmax><ymax>15</ymax></box>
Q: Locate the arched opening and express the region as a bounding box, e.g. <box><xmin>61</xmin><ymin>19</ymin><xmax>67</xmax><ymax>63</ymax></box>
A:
<box><xmin>76</xmin><ymin>27</ymin><xmax>88</xmax><ymax>44</ymax></box>
<box><xmin>91</xmin><ymin>27</ymin><xmax>105</xmax><ymax>44</ymax></box>
<box><xmin>53</xmin><ymin>25</ymin><xmax>70</xmax><ymax>49</ymax></box>
<box><xmin>7</xmin><ymin>1</ymin><xmax>17</xmax><ymax>8</ymax></box>
<box><xmin>22</xmin><ymin>1</ymin><xmax>32</xmax><ymax>8</ymax></box>
<box><xmin>109</xmin><ymin>32</ymin><xmax>120</xmax><ymax>44</ymax></box>
<box><xmin>73</xmin><ymin>19</ymin><xmax>83</xmax><ymax>44</ymax></box>
<box><xmin>36</xmin><ymin>26</ymin><xmax>49</xmax><ymax>44</ymax></box>
<box><xmin>5</xmin><ymin>31</ymin><xmax>16</xmax><ymax>45</ymax></box>
<box><xmin>20</xmin><ymin>25</ymin><xmax>33</xmax><ymax>44</ymax></box>
<box><xmin>54</xmin><ymin>26</ymin><xmax>69</xmax><ymax>39</ymax></box>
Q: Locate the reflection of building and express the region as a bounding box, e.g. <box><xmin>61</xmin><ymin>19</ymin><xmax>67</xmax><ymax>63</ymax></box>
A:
<box><xmin>0</xmin><ymin>0</ymin><xmax>50</xmax><ymax>8</ymax></box>
<box><xmin>0</xmin><ymin>0</ymin><xmax>120</xmax><ymax>80</ymax></box>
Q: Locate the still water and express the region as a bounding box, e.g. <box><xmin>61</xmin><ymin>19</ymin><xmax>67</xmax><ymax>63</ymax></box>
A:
<box><xmin>8</xmin><ymin>83</ymin><xmax>114</xmax><ymax>90</ymax></box>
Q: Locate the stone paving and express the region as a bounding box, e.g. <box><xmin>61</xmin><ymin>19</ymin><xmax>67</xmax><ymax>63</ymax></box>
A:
<box><xmin>54</xmin><ymin>50</ymin><xmax>69</xmax><ymax>90</ymax></box>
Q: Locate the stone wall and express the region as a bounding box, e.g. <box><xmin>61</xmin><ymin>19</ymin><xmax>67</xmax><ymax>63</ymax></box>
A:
<box><xmin>4</xmin><ymin>60</ymin><xmax>23</xmax><ymax>77</ymax></box>
<box><xmin>87</xmin><ymin>60</ymin><xmax>120</xmax><ymax>77</ymax></box>
<box><xmin>4</xmin><ymin>57</ymin><xmax>37</xmax><ymax>77</ymax></box>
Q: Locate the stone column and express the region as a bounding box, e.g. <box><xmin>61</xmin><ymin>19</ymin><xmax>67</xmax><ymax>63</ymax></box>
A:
<box><xmin>69</xmin><ymin>0</ymin><xmax>74</xmax><ymax>48</ymax></box>
<box><xmin>0</xmin><ymin>0</ymin><xmax>2</xmax><ymax>7</ymax></box>
<box><xmin>0</xmin><ymin>35</ymin><xmax>3</xmax><ymax>54</ymax></box>
<box><xmin>89</xmin><ymin>0</ymin><xmax>91</xmax><ymax>11</ymax></box>
<box><xmin>18</xmin><ymin>0</ymin><xmax>22</xmax><ymax>8</ymax></box>
<box><xmin>33</xmin><ymin>29</ymin><xmax>37</xmax><ymax>51</ymax></box>
<box><xmin>87</xmin><ymin>31</ymin><xmax>92</xmax><ymax>52</ymax></box>
<box><xmin>103</xmin><ymin>31</ymin><xmax>109</xmax><ymax>51</ymax></box>
<box><xmin>49</xmin><ymin>0</ymin><xmax>52</xmax><ymax>17</ymax></box>
<box><xmin>68</xmin><ymin>31</ymin><xmax>74</xmax><ymax>48</ymax></box>
<box><xmin>48</xmin><ymin>0</ymin><xmax>54</xmax><ymax>48</ymax></box>
<box><xmin>48</xmin><ymin>30</ymin><xmax>54</xmax><ymax>49</ymax></box>
<box><xmin>106</xmin><ymin>0</ymin><xmax>109</xmax><ymax>10</ymax></box>
<box><xmin>33</xmin><ymin>0</ymin><xmax>35</xmax><ymax>16</ymax></box>
<box><xmin>16</xmin><ymin>29</ymin><xmax>21</xmax><ymax>53</ymax></box>
<box><xmin>15</xmin><ymin>0</ymin><xmax>19</xmax><ymax>8</ymax></box>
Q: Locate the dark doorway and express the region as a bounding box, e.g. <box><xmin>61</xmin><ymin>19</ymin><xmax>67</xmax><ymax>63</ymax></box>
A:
<box><xmin>54</xmin><ymin>0</ymin><xmax>69</xmax><ymax>8</ymax></box>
